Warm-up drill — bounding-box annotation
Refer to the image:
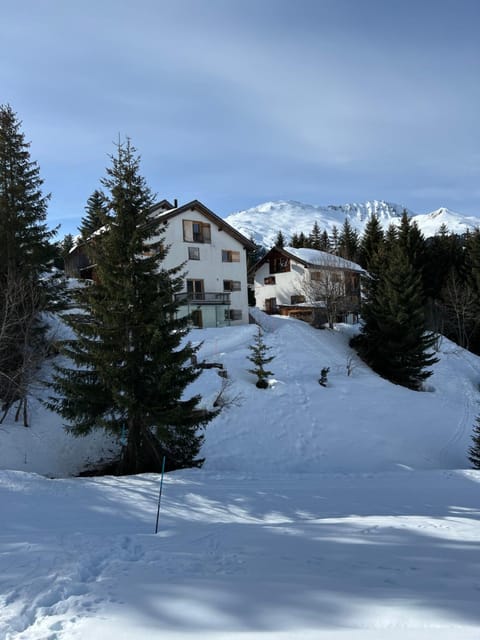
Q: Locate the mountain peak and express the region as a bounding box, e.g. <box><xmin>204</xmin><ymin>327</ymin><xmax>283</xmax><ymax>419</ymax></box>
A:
<box><xmin>225</xmin><ymin>199</ymin><xmax>480</xmax><ymax>247</ymax></box>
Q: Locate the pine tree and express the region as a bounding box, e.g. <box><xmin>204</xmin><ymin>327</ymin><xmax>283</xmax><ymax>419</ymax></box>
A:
<box><xmin>79</xmin><ymin>189</ymin><xmax>108</xmax><ymax>240</ymax></box>
<box><xmin>330</xmin><ymin>226</ymin><xmax>339</xmax><ymax>255</ymax></box>
<box><xmin>47</xmin><ymin>139</ymin><xmax>216</xmax><ymax>474</ymax></box>
<box><xmin>354</xmin><ymin>244</ymin><xmax>438</xmax><ymax>390</ymax></box>
<box><xmin>274</xmin><ymin>230</ymin><xmax>285</xmax><ymax>248</ymax></box>
<box><xmin>298</xmin><ymin>231</ymin><xmax>307</xmax><ymax>248</ymax></box>
<box><xmin>359</xmin><ymin>214</ymin><xmax>384</xmax><ymax>270</ymax></box>
<box><xmin>338</xmin><ymin>219</ymin><xmax>359</xmax><ymax>262</ymax></box>
<box><xmin>0</xmin><ymin>104</ymin><xmax>56</xmax><ymax>279</ymax></box>
<box><xmin>319</xmin><ymin>230</ymin><xmax>331</xmax><ymax>252</ymax></box>
<box><xmin>0</xmin><ymin>104</ymin><xmax>59</xmax><ymax>421</ymax></box>
<box><xmin>468</xmin><ymin>416</ymin><xmax>480</xmax><ymax>469</ymax></box>
<box><xmin>247</xmin><ymin>326</ymin><xmax>274</xmax><ymax>389</ymax></box>
<box><xmin>309</xmin><ymin>221</ymin><xmax>322</xmax><ymax>250</ymax></box>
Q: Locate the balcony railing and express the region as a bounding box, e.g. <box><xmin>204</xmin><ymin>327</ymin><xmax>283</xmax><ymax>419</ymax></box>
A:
<box><xmin>175</xmin><ymin>292</ymin><xmax>231</xmax><ymax>305</ymax></box>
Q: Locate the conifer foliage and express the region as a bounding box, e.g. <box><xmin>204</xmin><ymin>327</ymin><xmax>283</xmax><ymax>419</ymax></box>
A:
<box><xmin>247</xmin><ymin>326</ymin><xmax>274</xmax><ymax>389</ymax></box>
<box><xmin>468</xmin><ymin>416</ymin><xmax>480</xmax><ymax>469</ymax></box>
<box><xmin>0</xmin><ymin>104</ymin><xmax>58</xmax><ymax>423</ymax></box>
<box><xmin>354</xmin><ymin>243</ymin><xmax>438</xmax><ymax>390</ymax></box>
<box><xmin>48</xmin><ymin>139</ymin><xmax>216</xmax><ymax>474</ymax></box>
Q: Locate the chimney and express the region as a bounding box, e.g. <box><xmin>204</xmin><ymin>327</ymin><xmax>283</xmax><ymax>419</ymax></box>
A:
<box><xmin>174</xmin><ymin>198</ymin><xmax>178</xmax><ymax>208</ymax></box>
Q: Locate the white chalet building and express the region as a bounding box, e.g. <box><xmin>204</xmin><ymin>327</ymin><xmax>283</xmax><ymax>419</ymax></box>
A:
<box><xmin>253</xmin><ymin>246</ymin><xmax>364</xmax><ymax>325</ymax></box>
<box><xmin>67</xmin><ymin>199</ymin><xmax>255</xmax><ymax>329</ymax></box>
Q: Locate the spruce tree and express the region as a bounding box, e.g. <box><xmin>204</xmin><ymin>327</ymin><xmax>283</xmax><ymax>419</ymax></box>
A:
<box><xmin>47</xmin><ymin>139</ymin><xmax>216</xmax><ymax>474</ymax></box>
<box><xmin>468</xmin><ymin>416</ymin><xmax>480</xmax><ymax>469</ymax></box>
<box><xmin>309</xmin><ymin>221</ymin><xmax>322</xmax><ymax>250</ymax></box>
<box><xmin>247</xmin><ymin>326</ymin><xmax>274</xmax><ymax>389</ymax></box>
<box><xmin>359</xmin><ymin>214</ymin><xmax>384</xmax><ymax>270</ymax></box>
<box><xmin>0</xmin><ymin>104</ymin><xmax>59</xmax><ymax>421</ymax></box>
<box><xmin>79</xmin><ymin>189</ymin><xmax>108</xmax><ymax>240</ymax></box>
<box><xmin>354</xmin><ymin>244</ymin><xmax>438</xmax><ymax>390</ymax></box>
<box><xmin>319</xmin><ymin>230</ymin><xmax>331</xmax><ymax>252</ymax></box>
<box><xmin>338</xmin><ymin>219</ymin><xmax>359</xmax><ymax>262</ymax></box>
<box><xmin>0</xmin><ymin>104</ymin><xmax>56</xmax><ymax>279</ymax></box>
<box><xmin>274</xmin><ymin>230</ymin><xmax>285</xmax><ymax>248</ymax></box>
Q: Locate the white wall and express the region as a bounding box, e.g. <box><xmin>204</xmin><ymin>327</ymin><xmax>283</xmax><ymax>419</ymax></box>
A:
<box><xmin>150</xmin><ymin>205</ymin><xmax>250</xmax><ymax>326</ymax></box>
<box><xmin>254</xmin><ymin>260</ymin><xmax>305</xmax><ymax>310</ymax></box>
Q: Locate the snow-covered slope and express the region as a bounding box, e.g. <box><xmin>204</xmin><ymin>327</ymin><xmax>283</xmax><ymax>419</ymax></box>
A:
<box><xmin>1</xmin><ymin>312</ymin><xmax>476</xmax><ymax>477</ymax></box>
<box><xmin>1</xmin><ymin>315</ymin><xmax>480</xmax><ymax>638</ymax></box>
<box><xmin>1</xmin><ymin>467</ymin><xmax>480</xmax><ymax>639</ymax></box>
<box><xmin>225</xmin><ymin>199</ymin><xmax>480</xmax><ymax>247</ymax></box>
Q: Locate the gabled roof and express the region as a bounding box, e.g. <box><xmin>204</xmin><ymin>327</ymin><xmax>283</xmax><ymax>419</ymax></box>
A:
<box><xmin>254</xmin><ymin>246</ymin><xmax>364</xmax><ymax>273</ymax></box>
<box><xmin>150</xmin><ymin>199</ymin><xmax>256</xmax><ymax>250</ymax></box>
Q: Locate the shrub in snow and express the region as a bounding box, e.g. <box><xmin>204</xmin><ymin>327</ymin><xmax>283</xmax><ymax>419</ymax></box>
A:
<box><xmin>319</xmin><ymin>366</ymin><xmax>330</xmax><ymax>387</ymax></box>
<box><xmin>247</xmin><ymin>326</ymin><xmax>274</xmax><ymax>389</ymax></box>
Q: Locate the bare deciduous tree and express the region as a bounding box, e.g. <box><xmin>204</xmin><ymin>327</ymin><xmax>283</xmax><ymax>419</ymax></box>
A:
<box><xmin>298</xmin><ymin>268</ymin><xmax>345</xmax><ymax>329</ymax></box>
<box><xmin>441</xmin><ymin>270</ymin><xmax>477</xmax><ymax>350</ymax></box>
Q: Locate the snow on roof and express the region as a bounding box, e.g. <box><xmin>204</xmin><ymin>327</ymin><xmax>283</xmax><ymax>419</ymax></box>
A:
<box><xmin>285</xmin><ymin>246</ymin><xmax>364</xmax><ymax>272</ymax></box>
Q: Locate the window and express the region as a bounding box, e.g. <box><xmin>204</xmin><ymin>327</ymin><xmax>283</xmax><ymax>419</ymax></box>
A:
<box><xmin>265</xmin><ymin>298</ymin><xmax>277</xmax><ymax>314</ymax></box>
<box><xmin>188</xmin><ymin>247</ymin><xmax>200</xmax><ymax>260</ymax></box>
<box><xmin>264</xmin><ymin>276</ymin><xmax>276</xmax><ymax>285</ymax></box>
<box><xmin>291</xmin><ymin>295</ymin><xmax>305</xmax><ymax>304</ymax></box>
<box><xmin>223</xmin><ymin>280</ymin><xmax>241</xmax><ymax>291</ymax></box>
<box><xmin>222</xmin><ymin>250</ymin><xmax>240</xmax><ymax>263</ymax></box>
<box><xmin>269</xmin><ymin>256</ymin><xmax>290</xmax><ymax>273</ymax></box>
<box><xmin>183</xmin><ymin>220</ymin><xmax>211</xmax><ymax>243</ymax></box>
<box><xmin>310</xmin><ymin>271</ymin><xmax>323</xmax><ymax>281</ymax></box>
<box><xmin>186</xmin><ymin>279</ymin><xmax>204</xmax><ymax>300</ymax></box>
<box><xmin>225</xmin><ymin>309</ymin><xmax>242</xmax><ymax>321</ymax></box>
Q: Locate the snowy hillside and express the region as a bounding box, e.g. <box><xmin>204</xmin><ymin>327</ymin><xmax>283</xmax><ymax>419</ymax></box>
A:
<box><xmin>0</xmin><ymin>313</ymin><xmax>477</xmax><ymax>477</ymax></box>
<box><xmin>1</xmin><ymin>315</ymin><xmax>480</xmax><ymax>638</ymax></box>
<box><xmin>225</xmin><ymin>200</ymin><xmax>480</xmax><ymax>247</ymax></box>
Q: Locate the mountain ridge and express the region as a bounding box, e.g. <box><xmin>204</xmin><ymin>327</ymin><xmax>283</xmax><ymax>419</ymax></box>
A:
<box><xmin>225</xmin><ymin>199</ymin><xmax>480</xmax><ymax>248</ymax></box>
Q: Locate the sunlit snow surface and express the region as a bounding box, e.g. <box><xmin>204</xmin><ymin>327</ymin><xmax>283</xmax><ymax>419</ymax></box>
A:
<box><xmin>1</xmin><ymin>469</ymin><xmax>479</xmax><ymax>639</ymax></box>
<box><xmin>1</xmin><ymin>313</ymin><xmax>480</xmax><ymax>637</ymax></box>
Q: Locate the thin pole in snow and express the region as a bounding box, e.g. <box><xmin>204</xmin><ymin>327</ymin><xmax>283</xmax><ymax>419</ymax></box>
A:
<box><xmin>154</xmin><ymin>456</ymin><xmax>166</xmax><ymax>534</ymax></box>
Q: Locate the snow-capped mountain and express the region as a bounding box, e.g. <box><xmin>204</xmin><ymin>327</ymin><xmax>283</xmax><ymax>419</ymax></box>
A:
<box><xmin>225</xmin><ymin>199</ymin><xmax>480</xmax><ymax>247</ymax></box>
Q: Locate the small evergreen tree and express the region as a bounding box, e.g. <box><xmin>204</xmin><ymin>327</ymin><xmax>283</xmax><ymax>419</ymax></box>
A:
<box><xmin>247</xmin><ymin>326</ymin><xmax>274</xmax><ymax>389</ymax></box>
<box><xmin>47</xmin><ymin>138</ymin><xmax>216</xmax><ymax>474</ymax></box>
<box><xmin>468</xmin><ymin>416</ymin><xmax>480</xmax><ymax>469</ymax></box>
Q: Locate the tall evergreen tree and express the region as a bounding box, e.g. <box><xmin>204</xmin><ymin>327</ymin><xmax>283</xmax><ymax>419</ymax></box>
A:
<box><xmin>309</xmin><ymin>221</ymin><xmax>322</xmax><ymax>250</ymax></box>
<box><xmin>0</xmin><ymin>104</ymin><xmax>56</xmax><ymax>279</ymax></box>
<box><xmin>330</xmin><ymin>225</ymin><xmax>339</xmax><ymax>255</ymax></box>
<box><xmin>79</xmin><ymin>189</ymin><xmax>108</xmax><ymax>240</ymax></box>
<box><xmin>353</xmin><ymin>244</ymin><xmax>438</xmax><ymax>390</ymax></box>
<box><xmin>47</xmin><ymin>139</ymin><xmax>216</xmax><ymax>474</ymax></box>
<box><xmin>359</xmin><ymin>214</ymin><xmax>384</xmax><ymax>270</ymax></box>
<box><xmin>338</xmin><ymin>219</ymin><xmax>359</xmax><ymax>262</ymax></box>
<box><xmin>0</xmin><ymin>104</ymin><xmax>59</xmax><ymax>420</ymax></box>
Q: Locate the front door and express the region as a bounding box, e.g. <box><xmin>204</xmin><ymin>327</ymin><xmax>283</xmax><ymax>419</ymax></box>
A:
<box><xmin>190</xmin><ymin>309</ymin><xmax>203</xmax><ymax>328</ymax></box>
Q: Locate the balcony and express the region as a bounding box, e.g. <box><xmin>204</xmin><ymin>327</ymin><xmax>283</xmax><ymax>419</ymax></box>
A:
<box><xmin>175</xmin><ymin>292</ymin><xmax>231</xmax><ymax>305</ymax></box>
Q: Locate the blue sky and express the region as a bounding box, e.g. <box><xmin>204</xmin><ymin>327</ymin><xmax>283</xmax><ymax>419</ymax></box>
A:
<box><xmin>2</xmin><ymin>0</ymin><xmax>479</xmax><ymax>236</ymax></box>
